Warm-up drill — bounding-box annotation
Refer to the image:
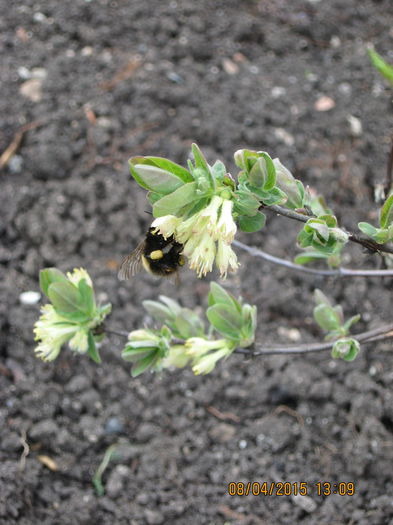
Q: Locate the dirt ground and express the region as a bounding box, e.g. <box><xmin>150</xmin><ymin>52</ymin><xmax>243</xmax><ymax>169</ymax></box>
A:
<box><xmin>1</xmin><ymin>1</ymin><xmax>393</xmax><ymax>524</ymax></box>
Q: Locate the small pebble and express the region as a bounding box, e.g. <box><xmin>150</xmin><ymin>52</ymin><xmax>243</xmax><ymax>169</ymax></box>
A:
<box><xmin>222</xmin><ymin>57</ymin><xmax>239</xmax><ymax>75</ymax></box>
<box><xmin>166</xmin><ymin>71</ymin><xmax>184</xmax><ymax>84</ymax></box>
<box><xmin>271</xmin><ymin>86</ymin><xmax>287</xmax><ymax>98</ymax></box>
<box><xmin>314</xmin><ymin>95</ymin><xmax>335</xmax><ymax>111</ymax></box>
<box><xmin>8</xmin><ymin>155</ymin><xmax>24</xmax><ymax>174</ymax></box>
<box><xmin>274</xmin><ymin>128</ymin><xmax>295</xmax><ymax>146</ymax></box>
<box><xmin>19</xmin><ymin>291</ymin><xmax>41</xmax><ymax>305</ymax></box>
<box><xmin>19</xmin><ymin>78</ymin><xmax>43</xmax><ymax>102</ymax></box>
<box><xmin>347</xmin><ymin>115</ymin><xmax>363</xmax><ymax>137</ymax></box>
<box><xmin>105</xmin><ymin>417</ymin><xmax>124</xmax><ymax>435</ymax></box>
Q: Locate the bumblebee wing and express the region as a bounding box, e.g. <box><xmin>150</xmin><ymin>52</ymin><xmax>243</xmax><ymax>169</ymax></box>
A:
<box><xmin>118</xmin><ymin>240</ymin><xmax>145</xmax><ymax>280</ymax></box>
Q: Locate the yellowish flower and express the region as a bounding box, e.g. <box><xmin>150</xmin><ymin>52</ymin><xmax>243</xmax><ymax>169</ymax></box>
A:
<box><xmin>69</xmin><ymin>329</ymin><xmax>89</xmax><ymax>354</ymax></box>
<box><xmin>151</xmin><ymin>215</ymin><xmax>182</xmax><ymax>239</ymax></box>
<box><xmin>66</xmin><ymin>268</ymin><xmax>92</xmax><ymax>287</ymax></box>
<box><xmin>215</xmin><ymin>239</ymin><xmax>240</xmax><ymax>278</ymax></box>
<box><xmin>192</xmin><ymin>347</ymin><xmax>231</xmax><ymax>375</ymax></box>
<box><xmin>185</xmin><ymin>337</ymin><xmax>228</xmax><ymax>357</ymax></box>
<box><xmin>34</xmin><ymin>305</ymin><xmax>80</xmax><ymax>361</ymax></box>
<box><xmin>162</xmin><ymin>345</ymin><xmax>191</xmax><ymax>368</ymax></box>
<box><xmin>187</xmin><ymin>233</ymin><xmax>216</xmax><ymax>278</ymax></box>
<box><xmin>215</xmin><ymin>199</ymin><xmax>237</xmax><ymax>242</ymax></box>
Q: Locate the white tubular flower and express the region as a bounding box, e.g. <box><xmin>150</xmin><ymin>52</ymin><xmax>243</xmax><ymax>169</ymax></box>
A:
<box><xmin>185</xmin><ymin>337</ymin><xmax>228</xmax><ymax>357</ymax></box>
<box><xmin>182</xmin><ymin>233</ymin><xmax>203</xmax><ymax>258</ymax></box>
<box><xmin>216</xmin><ymin>239</ymin><xmax>240</xmax><ymax>278</ymax></box>
<box><xmin>69</xmin><ymin>329</ymin><xmax>89</xmax><ymax>354</ymax></box>
<box><xmin>151</xmin><ymin>215</ymin><xmax>182</xmax><ymax>239</ymax></box>
<box><xmin>198</xmin><ymin>195</ymin><xmax>223</xmax><ymax>234</ymax></box>
<box><xmin>175</xmin><ymin>214</ymin><xmax>199</xmax><ymax>244</ymax></box>
<box><xmin>216</xmin><ymin>198</ymin><xmax>237</xmax><ymax>242</ymax></box>
<box><xmin>34</xmin><ymin>305</ymin><xmax>78</xmax><ymax>361</ymax></box>
<box><xmin>162</xmin><ymin>345</ymin><xmax>191</xmax><ymax>368</ymax></box>
<box><xmin>66</xmin><ymin>268</ymin><xmax>92</xmax><ymax>287</ymax></box>
<box><xmin>192</xmin><ymin>347</ymin><xmax>231</xmax><ymax>375</ymax></box>
<box><xmin>187</xmin><ymin>233</ymin><xmax>216</xmax><ymax>277</ymax></box>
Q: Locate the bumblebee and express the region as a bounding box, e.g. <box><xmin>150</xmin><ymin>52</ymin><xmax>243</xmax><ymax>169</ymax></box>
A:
<box><xmin>118</xmin><ymin>227</ymin><xmax>185</xmax><ymax>280</ymax></box>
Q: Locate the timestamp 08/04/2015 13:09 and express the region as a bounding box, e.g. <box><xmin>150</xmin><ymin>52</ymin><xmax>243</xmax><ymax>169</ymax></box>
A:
<box><xmin>227</xmin><ymin>481</ymin><xmax>355</xmax><ymax>497</ymax></box>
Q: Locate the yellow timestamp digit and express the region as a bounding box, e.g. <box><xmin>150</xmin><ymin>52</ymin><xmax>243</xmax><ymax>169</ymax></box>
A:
<box><xmin>316</xmin><ymin>482</ymin><xmax>355</xmax><ymax>496</ymax></box>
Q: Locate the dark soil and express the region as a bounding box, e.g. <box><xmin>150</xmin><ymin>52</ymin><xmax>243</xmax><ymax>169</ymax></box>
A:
<box><xmin>1</xmin><ymin>1</ymin><xmax>393</xmax><ymax>524</ymax></box>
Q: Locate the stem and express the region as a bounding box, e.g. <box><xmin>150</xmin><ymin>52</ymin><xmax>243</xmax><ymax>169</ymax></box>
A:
<box><xmin>267</xmin><ymin>204</ymin><xmax>393</xmax><ymax>255</ymax></box>
<box><xmin>104</xmin><ymin>323</ymin><xmax>393</xmax><ymax>357</ymax></box>
<box><xmin>104</xmin><ymin>328</ymin><xmax>129</xmax><ymax>338</ymax></box>
<box><xmin>233</xmin><ymin>239</ymin><xmax>393</xmax><ymax>277</ymax></box>
<box><xmin>236</xmin><ymin>323</ymin><xmax>393</xmax><ymax>356</ymax></box>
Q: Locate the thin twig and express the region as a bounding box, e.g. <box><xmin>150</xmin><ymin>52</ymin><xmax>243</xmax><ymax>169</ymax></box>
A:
<box><xmin>236</xmin><ymin>323</ymin><xmax>393</xmax><ymax>356</ymax></box>
<box><xmin>104</xmin><ymin>328</ymin><xmax>129</xmax><ymax>338</ymax></box>
<box><xmin>267</xmin><ymin>204</ymin><xmax>393</xmax><ymax>255</ymax></box>
<box><xmin>104</xmin><ymin>323</ymin><xmax>393</xmax><ymax>357</ymax></box>
<box><xmin>19</xmin><ymin>430</ymin><xmax>30</xmax><ymax>472</ymax></box>
<box><xmin>233</xmin><ymin>240</ymin><xmax>393</xmax><ymax>277</ymax></box>
<box><xmin>0</xmin><ymin>121</ymin><xmax>44</xmax><ymax>170</ymax></box>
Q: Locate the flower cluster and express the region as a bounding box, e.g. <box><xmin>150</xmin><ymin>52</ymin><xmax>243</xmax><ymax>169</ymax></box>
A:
<box><xmin>34</xmin><ymin>268</ymin><xmax>111</xmax><ymax>363</ymax></box>
<box><xmin>152</xmin><ymin>195</ymin><xmax>239</xmax><ymax>278</ymax></box>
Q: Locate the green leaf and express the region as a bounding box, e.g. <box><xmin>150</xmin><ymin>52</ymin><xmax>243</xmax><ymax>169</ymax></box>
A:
<box><xmin>319</xmin><ymin>214</ymin><xmax>337</xmax><ymax>228</ymax></box>
<box><xmin>308</xmin><ymin>195</ymin><xmax>333</xmax><ymax>216</ymax></box>
<box><xmin>314</xmin><ymin>289</ymin><xmax>331</xmax><ymax>307</ymax></box>
<box><xmin>368</xmin><ymin>48</ymin><xmax>393</xmax><ymax>86</ymax></box>
<box><xmin>122</xmin><ymin>345</ymin><xmax>155</xmax><ymax>361</ymax></box>
<box><xmin>87</xmin><ymin>331</ymin><xmax>101</xmax><ymax>364</ymax></box>
<box><xmin>48</xmin><ymin>282</ymin><xmax>88</xmax><ymax>321</ymax></box>
<box><xmin>208</xmin><ymin>282</ymin><xmax>241</xmax><ymax>312</ymax></box>
<box><xmin>358</xmin><ymin>222</ymin><xmax>379</xmax><ymax>237</ymax></box>
<box><xmin>380</xmin><ymin>193</ymin><xmax>393</xmax><ymax>229</ymax></box>
<box><xmin>259</xmin><ymin>152</ymin><xmax>276</xmax><ymax>190</ymax></box>
<box><xmin>129</xmin><ymin>157</ymin><xmax>193</xmax><ymax>190</ymax></box>
<box><xmin>191</xmin><ymin>143</ymin><xmax>209</xmax><ymax>172</ymax></box>
<box><xmin>78</xmin><ymin>279</ymin><xmax>95</xmax><ymax>316</ymax></box>
<box><xmin>131</xmin><ymin>352</ymin><xmax>159</xmax><ymax>377</ymax></box>
<box><xmin>313</xmin><ymin>304</ymin><xmax>341</xmax><ymax>331</ymax></box>
<box><xmin>206</xmin><ymin>304</ymin><xmax>242</xmax><ymax>341</ymax></box>
<box><xmin>152</xmin><ymin>182</ymin><xmax>197</xmax><ymax>217</ymax></box>
<box><xmin>233</xmin><ymin>190</ymin><xmax>260</xmax><ymax>216</ymax></box>
<box><xmin>211</xmin><ymin>160</ymin><xmax>226</xmax><ymax>181</ymax></box>
<box><xmin>238</xmin><ymin>212</ymin><xmax>266</xmax><ymax>233</ymax></box>
<box><xmin>182</xmin><ymin>197</ymin><xmax>209</xmax><ymax>219</ymax></box>
<box><xmin>248</xmin><ymin>153</ymin><xmax>276</xmax><ymax>190</ymax></box>
<box><xmin>306</xmin><ymin>220</ymin><xmax>330</xmax><ymax>242</ymax></box>
<box><xmin>98</xmin><ymin>303</ymin><xmax>112</xmax><ymax>318</ymax></box>
<box><xmin>158</xmin><ymin>295</ymin><xmax>182</xmax><ymax>315</ymax></box>
<box><xmin>174</xmin><ymin>309</ymin><xmax>205</xmax><ymax>339</ymax></box>
<box><xmin>143</xmin><ymin>300</ymin><xmax>174</xmax><ymax>325</ymax></box>
<box><xmin>239</xmin><ymin>304</ymin><xmax>257</xmax><ymax>346</ymax></box>
<box><xmin>343</xmin><ymin>314</ymin><xmax>361</xmax><ymax>334</ymax></box>
<box><xmin>131</xmin><ymin>164</ymin><xmax>184</xmax><ymax>194</ymax></box>
<box><xmin>39</xmin><ymin>268</ymin><xmax>68</xmax><ymax>297</ymax></box>
<box><xmin>147</xmin><ymin>191</ymin><xmax>163</xmax><ymax>205</ymax></box>
<box><xmin>144</xmin><ymin>157</ymin><xmax>193</xmax><ymax>183</ymax></box>
<box><xmin>294</xmin><ymin>251</ymin><xmax>330</xmax><ymax>265</ymax></box>
<box><xmin>249</xmin><ymin>185</ymin><xmax>287</xmax><ymax>206</ymax></box>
